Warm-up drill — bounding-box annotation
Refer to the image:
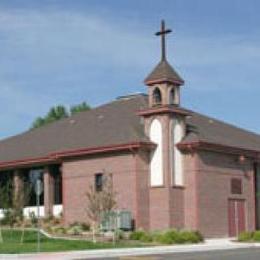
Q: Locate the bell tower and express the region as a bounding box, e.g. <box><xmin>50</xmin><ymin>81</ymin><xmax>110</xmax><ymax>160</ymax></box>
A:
<box><xmin>144</xmin><ymin>20</ymin><xmax>184</xmax><ymax>107</ymax></box>
<box><xmin>139</xmin><ymin>20</ymin><xmax>188</xmax><ymax>230</ymax></box>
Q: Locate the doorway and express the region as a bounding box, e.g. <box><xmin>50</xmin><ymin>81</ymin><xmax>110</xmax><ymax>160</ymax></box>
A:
<box><xmin>228</xmin><ymin>199</ymin><xmax>246</xmax><ymax>237</ymax></box>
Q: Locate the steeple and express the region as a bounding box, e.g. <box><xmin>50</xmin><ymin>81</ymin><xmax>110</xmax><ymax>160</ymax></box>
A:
<box><xmin>144</xmin><ymin>20</ymin><xmax>184</xmax><ymax>86</ymax></box>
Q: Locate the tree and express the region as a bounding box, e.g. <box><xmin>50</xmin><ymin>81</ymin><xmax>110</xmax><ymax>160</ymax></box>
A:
<box><xmin>70</xmin><ymin>102</ymin><xmax>90</xmax><ymax>115</ymax></box>
<box><xmin>86</xmin><ymin>174</ymin><xmax>117</xmax><ymax>243</ymax></box>
<box><xmin>31</xmin><ymin>105</ymin><xmax>68</xmax><ymax>129</ymax></box>
<box><xmin>13</xmin><ymin>182</ymin><xmax>32</xmax><ymax>244</ymax></box>
<box><xmin>31</xmin><ymin>102</ymin><xmax>91</xmax><ymax>129</ymax></box>
<box><xmin>0</xmin><ymin>177</ymin><xmax>31</xmax><ymax>244</ymax></box>
<box><xmin>46</xmin><ymin>106</ymin><xmax>69</xmax><ymax>123</ymax></box>
<box><xmin>0</xmin><ymin>179</ymin><xmax>13</xmax><ymax>243</ymax></box>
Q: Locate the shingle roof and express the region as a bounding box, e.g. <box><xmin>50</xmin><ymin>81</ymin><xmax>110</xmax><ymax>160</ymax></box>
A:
<box><xmin>144</xmin><ymin>59</ymin><xmax>184</xmax><ymax>85</ymax></box>
<box><xmin>184</xmin><ymin>112</ymin><xmax>260</xmax><ymax>152</ymax></box>
<box><xmin>0</xmin><ymin>94</ymin><xmax>260</xmax><ymax>166</ymax></box>
<box><xmin>0</xmin><ymin>95</ymin><xmax>149</xmax><ymax>164</ymax></box>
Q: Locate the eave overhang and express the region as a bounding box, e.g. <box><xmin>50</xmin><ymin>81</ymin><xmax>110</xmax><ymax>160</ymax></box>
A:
<box><xmin>177</xmin><ymin>141</ymin><xmax>260</xmax><ymax>160</ymax></box>
<box><xmin>137</xmin><ymin>105</ymin><xmax>191</xmax><ymax>117</ymax></box>
<box><xmin>0</xmin><ymin>141</ymin><xmax>155</xmax><ymax>171</ymax></box>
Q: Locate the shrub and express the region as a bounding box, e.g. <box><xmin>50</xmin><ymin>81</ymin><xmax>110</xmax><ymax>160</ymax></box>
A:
<box><xmin>156</xmin><ymin>231</ymin><xmax>174</xmax><ymax>244</ymax></box>
<box><xmin>1</xmin><ymin>209</ymin><xmax>18</xmax><ymax>226</ymax></box>
<box><xmin>194</xmin><ymin>231</ymin><xmax>204</xmax><ymax>242</ymax></box>
<box><xmin>129</xmin><ymin>229</ymin><xmax>203</xmax><ymax>244</ymax></box>
<box><xmin>55</xmin><ymin>227</ymin><xmax>67</xmax><ymax>235</ymax></box>
<box><xmin>140</xmin><ymin>233</ymin><xmax>153</xmax><ymax>243</ymax></box>
<box><xmin>81</xmin><ymin>223</ymin><xmax>90</xmax><ymax>231</ymax></box>
<box><xmin>129</xmin><ymin>230</ymin><xmax>146</xmax><ymax>240</ymax></box>
<box><xmin>28</xmin><ymin>212</ymin><xmax>37</xmax><ymax>226</ymax></box>
<box><xmin>154</xmin><ymin>230</ymin><xmax>203</xmax><ymax>245</ymax></box>
<box><xmin>238</xmin><ymin>231</ymin><xmax>253</xmax><ymax>242</ymax></box>
<box><xmin>115</xmin><ymin>230</ymin><xmax>125</xmax><ymax>240</ymax></box>
<box><xmin>253</xmin><ymin>231</ymin><xmax>260</xmax><ymax>242</ymax></box>
<box><xmin>67</xmin><ymin>225</ymin><xmax>83</xmax><ymax>235</ymax></box>
<box><xmin>178</xmin><ymin>231</ymin><xmax>201</xmax><ymax>243</ymax></box>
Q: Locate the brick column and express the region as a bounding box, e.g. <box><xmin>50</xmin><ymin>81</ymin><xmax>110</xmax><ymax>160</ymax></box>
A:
<box><xmin>44</xmin><ymin>167</ymin><xmax>55</xmax><ymax>217</ymax></box>
<box><xmin>13</xmin><ymin>169</ymin><xmax>24</xmax><ymax>213</ymax></box>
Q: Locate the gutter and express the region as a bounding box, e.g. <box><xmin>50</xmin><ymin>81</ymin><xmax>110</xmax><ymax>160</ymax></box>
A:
<box><xmin>0</xmin><ymin>141</ymin><xmax>155</xmax><ymax>170</ymax></box>
<box><xmin>177</xmin><ymin>141</ymin><xmax>260</xmax><ymax>159</ymax></box>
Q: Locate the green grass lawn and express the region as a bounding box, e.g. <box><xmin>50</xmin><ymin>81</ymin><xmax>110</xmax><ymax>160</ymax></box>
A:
<box><xmin>0</xmin><ymin>229</ymin><xmax>143</xmax><ymax>254</ymax></box>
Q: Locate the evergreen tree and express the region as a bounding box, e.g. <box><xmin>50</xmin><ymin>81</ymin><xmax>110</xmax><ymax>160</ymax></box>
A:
<box><xmin>31</xmin><ymin>102</ymin><xmax>90</xmax><ymax>129</ymax></box>
<box><xmin>70</xmin><ymin>102</ymin><xmax>90</xmax><ymax>115</ymax></box>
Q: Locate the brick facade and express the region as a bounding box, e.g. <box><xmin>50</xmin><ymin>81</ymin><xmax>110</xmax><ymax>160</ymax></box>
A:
<box><xmin>62</xmin><ymin>152</ymin><xmax>139</xmax><ymax>226</ymax></box>
<box><xmin>195</xmin><ymin>150</ymin><xmax>255</xmax><ymax>237</ymax></box>
<box><xmin>59</xmin><ymin>147</ymin><xmax>256</xmax><ymax>238</ymax></box>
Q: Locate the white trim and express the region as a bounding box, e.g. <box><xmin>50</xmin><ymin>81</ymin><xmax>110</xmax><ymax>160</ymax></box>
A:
<box><xmin>53</xmin><ymin>204</ymin><xmax>63</xmax><ymax>217</ymax></box>
<box><xmin>150</xmin><ymin>119</ymin><xmax>163</xmax><ymax>186</ymax></box>
<box><xmin>173</xmin><ymin>119</ymin><xmax>184</xmax><ymax>185</ymax></box>
<box><xmin>23</xmin><ymin>206</ymin><xmax>45</xmax><ymax>218</ymax></box>
<box><xmin>0</xmin><ymin>204</ymin><xmax>63</xmax><ymax>219</ymax></box>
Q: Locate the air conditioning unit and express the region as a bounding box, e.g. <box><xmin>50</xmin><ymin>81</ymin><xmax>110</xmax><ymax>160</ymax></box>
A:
<box><xmin>101</xmin><ymin>210</ymin><xmax>132</xmax><ymax>231</ymax></box>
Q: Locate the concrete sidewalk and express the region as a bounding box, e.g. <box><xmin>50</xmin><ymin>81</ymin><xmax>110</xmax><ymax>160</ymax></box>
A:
<box><xmin>1</xmin><ymin>239</ymin><xmax>259</xmax><ymax>260</ymax></box>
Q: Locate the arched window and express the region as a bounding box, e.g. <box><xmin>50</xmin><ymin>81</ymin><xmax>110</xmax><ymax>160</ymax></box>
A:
<box><xmin>150</xmin><ymin>119</ymin><xmax>163</xmax><ymax>186</ymax></box>
<box><xmin>172</xmin><ymin>119</ymin><xmax>184</xmax><ymax>185</ymax></box>
<box><xmin>152</xmin><ymin>88</ymin><xmax>162</xmax><ymax>106</ymax></box>
<box><xmin>170</xmin><ymin>88</ymin><xmax>175</xmax><ymax>105</ymax></box>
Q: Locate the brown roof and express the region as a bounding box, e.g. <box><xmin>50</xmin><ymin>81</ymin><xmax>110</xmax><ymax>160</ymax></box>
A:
<box><xmin>184</xmin><ymin>112</ymin><xmax>260</xmax><ymax>152</ymax></box>
<box><xmin>144</xmin><ymin>59</ymin><xmax>184</xmax><ymax>85</ymax></box>
<box><xmin>0</xmin><ymin>95</ymin><xmax>149</xmax><ymax>164</ymax></box>
<box><xmin>0</xmin><ymin>94</ymin><xmax>260</xmax><ymax>167</ymax></box>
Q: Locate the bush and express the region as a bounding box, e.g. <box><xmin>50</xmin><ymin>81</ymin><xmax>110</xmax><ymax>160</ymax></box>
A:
<box><xmin>154</xmin><ymin>230</ymin><xmax>203</xmax><ymax>245</ymax></box>
<box><xmin>28</xmin><ymin>212</ymin><xmax>37</xmax><ymax>226</ymax></box>
<box><xmin>129</xmin><ymin>229</ymin><xmax>203</xmax><ymax>244</ymax></box>
<box><xmin>140</xmin><ymin>233</ymin><xmax>153</xmax><ymax>243</ymax></box>
<box><xmin>129</xmin><ymin>230</ymin><xmax>146</xmax><ymax>240</ymax></box>
<box><xmin>67</xmin><ymin>225</ymin><xmax>83</xmax><ymax>235</ymax></box>
<box><xmin>155</xmin><ymin>231</ymin><xmax>174</xmax><ymax>244</ymax></box>
<box><xmin>115</xmin><ymin>230</ymin><xmax>125</xmax><ymax>240</ymax></box>
<box><xmin>238</xmin><ymin>231</ymin><xmax>253</xmax><ymax>242</ymax></box>
<box><xmin>253</xmin><ymin>231</ymin><xmax>260</xmax><ymax>242</ymax></box>
<box><xmin>194</xmin><ymin>231</ymin><xmax>204</xmax><ymax>242</ymax></box>
<box><xmin>81</xmin><ymin>223</ymin><xmax>90</xmax><ymax>231</ymax></box>
<box><xmin>54</xmin><ymin>227</ymin><xmax>67</xmax><ymax>235</ymax></box>
<box><xmin>178</xmin><ymin>231</ymin><xmax>202</xmax><ymax>243</ymax></box>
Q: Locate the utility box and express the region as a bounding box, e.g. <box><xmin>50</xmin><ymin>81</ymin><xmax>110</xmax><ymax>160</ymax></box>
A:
<box><xmin>101</xmin><ymin>210</ymin><xmax>132</xmax><ymax>231</ymax></box>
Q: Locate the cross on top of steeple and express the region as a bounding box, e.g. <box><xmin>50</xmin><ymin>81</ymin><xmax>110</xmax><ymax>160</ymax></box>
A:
<box><xmin>144</xmin><ymin>20</ymin><xmax>184</xmax><ymax>86</ymax></box>
<box><xmin>155</xmin><ymin>20</ymin><xmax>172</xmax><ymax>61</ymax></box>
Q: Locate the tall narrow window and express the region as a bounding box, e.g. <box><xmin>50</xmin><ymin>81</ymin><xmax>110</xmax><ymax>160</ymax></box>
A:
<box><xmin>95</xmin><ymin>173</ymin><xmax>103</xmax><ymax>192</ymax></box>
<box><xmin>170</xmin><ymin>88</ymin><xmax>175</xmax><ymax>105</ymax></box>
<box><xmin>173</xmin><ymin>119</ymin><xmax>184</xmax><ymax>185</ymax></box>
<box><xmin>53</xmin><ymin>167</ymin><xmax>62</xmax><ymax>205</ymax></box>
<box><xmin>152</xmin><ymin>88</ymin><xmax>162</xmax><ymax>106</ymax></box>
<box><xmin>150</xmin><ymin>119</ymin><xmax>163</xmax><ymax>186</ymax></box>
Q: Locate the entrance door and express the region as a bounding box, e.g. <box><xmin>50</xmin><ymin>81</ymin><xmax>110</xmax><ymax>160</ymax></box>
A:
<box><xmin>228</xmin><ymin>199</ymin><xmax>246</xmax><ymax>237</ymax></box>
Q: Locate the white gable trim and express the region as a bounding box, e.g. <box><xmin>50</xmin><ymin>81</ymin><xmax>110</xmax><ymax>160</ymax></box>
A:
<box><xmin>150</xmin><ymin>119</ymin><xmax>163</xmax><ymax>186</ymax></box>
<box><xmin>173</xmin><ymin>119</ymin><xmax>184</xmax><ymax>185</ymax></box>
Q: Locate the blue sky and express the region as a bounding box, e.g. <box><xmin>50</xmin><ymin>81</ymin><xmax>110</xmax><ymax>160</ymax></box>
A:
<box><xmin>0</xmin><ymin>0</ymin><xmax>260</xmax><ymax>139</ymax></box>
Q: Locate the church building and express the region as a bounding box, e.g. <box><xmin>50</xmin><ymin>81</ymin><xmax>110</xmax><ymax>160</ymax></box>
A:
<box><xmin>0</xmin><ymin>21</ymin><xmax>260</xmax><ymax>238</ymax></box>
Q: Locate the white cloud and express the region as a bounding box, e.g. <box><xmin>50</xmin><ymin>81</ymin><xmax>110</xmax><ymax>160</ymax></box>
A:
<box><xmin>0</xmin><ymin>8</ymin><xmax>260</xmax><ymax>138</ymax></box>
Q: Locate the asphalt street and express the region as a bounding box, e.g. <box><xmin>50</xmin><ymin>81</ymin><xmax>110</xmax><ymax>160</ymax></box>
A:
<box><xmin>88</xmin><ymin>248</ymin><xmax>260</xmax><ymax>260</ymax></box>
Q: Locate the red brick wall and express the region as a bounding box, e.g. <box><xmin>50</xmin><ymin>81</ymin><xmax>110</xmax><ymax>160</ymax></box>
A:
<box><xmin>149</xmin><ymin>187</ymin><xmax>171</xmax><ymax>230</ymax></box>
<box><xmin>62</xmin><ymin>152</ymin><xmax>138</xmax><ymax>226</ymax></box>
<box><xmin>134</xmin><ymin>150</ymin><xmax>150</xmax><ymax>230</ymax></box>
<box><xmin>196</xmin><ymin>150</ymin><xmax>255</xmax><ymax>237</ymax></box>
<box><xmin>183</xmin><ymin>153</ymin><xmax>199</xmax><ymax>230</ymax></box>
<box><xmin>170</xmin><ymin>187</ymin><xmax>185</xmax><ymax>228</ymax></box>
<box><xmin>61</xmin><ymin>144</ymin><xmax>255</xmax><ymax>237</ymax></box>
